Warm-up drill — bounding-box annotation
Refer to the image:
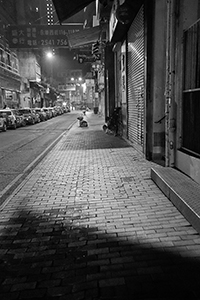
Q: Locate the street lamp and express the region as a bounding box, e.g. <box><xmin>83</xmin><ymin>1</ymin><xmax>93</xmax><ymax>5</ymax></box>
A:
<box><xmin>43</xmin><ymin>50</ymin><xmax>56</xmax><ymax>106</ymax></box>
<box><xmin>45</xmin><ymin>50</ymin><xmax>55</xmax><ymax>85</ymax></box>
<box><xmin>46</xmin><ymin>51</ymin><xmax>54</xmax><ymax>59</ymax></box>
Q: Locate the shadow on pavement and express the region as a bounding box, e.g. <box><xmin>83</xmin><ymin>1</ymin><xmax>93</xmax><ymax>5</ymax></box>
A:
<box><xmin>59</xmin><ymin>130</ymin><xmax>131</xmax><ymax>150</ymax></box>
<box><xmin>0</xmin><ymin>208</ymin><xmax>200</xmax><ymax>300</ymax></box>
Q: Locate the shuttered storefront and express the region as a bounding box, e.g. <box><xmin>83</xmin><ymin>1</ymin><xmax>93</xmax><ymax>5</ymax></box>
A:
<box><xmin>127</xmin><ymin>5</ymin><xmax>145</xmax><ymax>153</ymax></box>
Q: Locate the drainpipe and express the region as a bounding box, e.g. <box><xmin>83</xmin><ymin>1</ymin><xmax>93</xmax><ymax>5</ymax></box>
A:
<box><xmin>165</xmin><ymin>0</ymin><xmax>176</xmax><ymax>167</ymax></box>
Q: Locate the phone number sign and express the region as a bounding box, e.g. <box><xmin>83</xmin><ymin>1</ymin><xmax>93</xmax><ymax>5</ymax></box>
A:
<box><xmin>7</xmin><ymin>25</ymin><xmax>81</xmax><ymax>49</ymax></box>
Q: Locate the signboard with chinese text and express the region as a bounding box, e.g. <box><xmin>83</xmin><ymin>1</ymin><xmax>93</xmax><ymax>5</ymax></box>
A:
<box><xmin>6</xmin><ymin>25</ymin><xmax>82</xmax><ymax>49</ymax></box>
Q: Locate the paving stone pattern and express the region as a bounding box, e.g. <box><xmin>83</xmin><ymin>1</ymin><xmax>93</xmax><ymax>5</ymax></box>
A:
<box><xmin>0</xmin><ymin>112</ymin><xmax>200</xmax><ymax>299</ymax></box>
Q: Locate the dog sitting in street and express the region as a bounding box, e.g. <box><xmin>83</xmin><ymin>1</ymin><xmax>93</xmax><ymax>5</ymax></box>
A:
<box><xmin>102</xmin><ymin>123</ymin><xmax>113</xmax><ymax>135</ymax></box>
<box><xmin>77</xmin><ymin>115</ymin><xmax>88</xmax><ymax>127</ymax></box>
<box><xmin>102</xmin><ymin>116</ymin><xmax>113</xmax><ymax>134</ymax></box>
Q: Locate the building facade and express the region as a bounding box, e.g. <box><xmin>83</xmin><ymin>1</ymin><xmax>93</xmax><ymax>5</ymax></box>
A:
<box><xmin>0</xmin><ymin>1</ymin><xmax>21</xmax><ymax>108</ymax></box>
<box><xmin>0</xmin><ymin>0</ymin><xmax>61</xmax><ymax>109</ymax></box>
<box><xmin>105</xmin><ymin>0</ymin><xmax>200</xmax><ymax>184</ymax></box>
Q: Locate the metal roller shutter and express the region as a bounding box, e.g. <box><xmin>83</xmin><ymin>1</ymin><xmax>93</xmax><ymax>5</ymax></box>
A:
<box><xmin>127</xmin><ymin>5</ymin><xmax>145</xmax><ymax>152</ymax></box>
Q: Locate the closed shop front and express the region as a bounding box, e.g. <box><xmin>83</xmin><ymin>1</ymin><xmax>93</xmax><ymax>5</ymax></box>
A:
<box><xmin>127</xmin><ymin>5</ymin><xmax>145</xmax><ymax>153</ymax></box>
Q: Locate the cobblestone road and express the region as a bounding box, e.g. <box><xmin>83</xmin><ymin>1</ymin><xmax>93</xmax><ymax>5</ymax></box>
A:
<box><xmin>0</xmin><ymin>112</ymin><xmax>200</xmax><ymax>300</ymax></box>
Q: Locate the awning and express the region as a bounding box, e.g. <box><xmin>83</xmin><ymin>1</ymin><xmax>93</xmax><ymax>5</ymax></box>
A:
<box><xmin>52</xmin><ymin>0</ymin><xmax>95</xmax><ymax>23</ymax></box>
<box><xmin>29</xmin><ymin>81</ymin><xmax>44</xmax><ymax>89</ymax></box>
<box><xmin>67</xmin><ymin>26</ymin><xmax>101</xmax><ymax>48</ymax></box>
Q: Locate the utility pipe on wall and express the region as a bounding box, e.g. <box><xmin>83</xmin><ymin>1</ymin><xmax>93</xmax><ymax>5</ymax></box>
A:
<box><xmin>165</xmin><ymin>0</ymin><xmax>176</xmax><ymax>167</ymax></box>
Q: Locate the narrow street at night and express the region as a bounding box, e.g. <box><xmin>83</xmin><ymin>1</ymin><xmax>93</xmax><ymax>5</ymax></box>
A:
<box><xmin>1</xmin><ymin>0</ymin><xmax>200</xmax><ymax>299</ymax></box>
<box><xmin>0</xmin><ymin>112</ymin><xmax>200</xmax><ymax>300</ymax></box>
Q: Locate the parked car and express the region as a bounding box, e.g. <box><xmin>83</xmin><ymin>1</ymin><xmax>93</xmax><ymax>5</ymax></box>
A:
<box><xmin>34</xmin><ymin>108</ymin><xmax>47</xmax><ymax>121</ymax></box>
<box><xmin>54</xmin><ymin>106</ymin><xmax>63</xmax><ymax>115</ymax></box>
<box><xmin>48</xmin><ymin>107</ymin><xmax>56</xmax><ymax>117</ymax></box>
<box><xmin>47</xmin><ymin>108</ymin><xmax>53</xmax><ymax>118</ymax></box>
<box><xmin>65</xmin><ymin>106</ymin><xmax>70</xmax><ymax>112</ymax></box>
<box><xmin>11</xmin><ymin>109</ymin><xmax>26</xmax><ymax>127</ymax></box>
<box><xmin>52</xmin><ymin>107</ymin><xmax>58</xmax><ymax>116</ymax></box>
<box><xmin>0</xmin><ymin>112</ymin><xmax>7</xmax><ymax>132</ymax></box>
<box><xmin>42</xmin><ymin>107</ymin><xmax>51</xmax><ymax>119</ymax></box>
<box><xmin>31</xmin><ymin>109</ymin><xmax>41</xmax><ymax>123</ymax></box>
<box><xmin>0</xmin><ymin>109</ymin><xmax>17</xmax><ymax>129</ymax></box>
<box><xmin>18</xmin><ymin>108</ymin><xmax>36</xmax><ymax>125</ymax></box>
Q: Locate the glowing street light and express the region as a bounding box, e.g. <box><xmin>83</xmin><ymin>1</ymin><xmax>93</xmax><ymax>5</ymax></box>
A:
<box><xmin>46</xmin><ymin>51</ymin><xmax>54</xmax><ymax>59</ymax></box>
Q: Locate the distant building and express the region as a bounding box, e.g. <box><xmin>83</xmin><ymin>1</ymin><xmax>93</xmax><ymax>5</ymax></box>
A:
<box><xmin>0</xmin><ymin>1</ymin><xmax>21</xmax><ymax>108</ymax></box>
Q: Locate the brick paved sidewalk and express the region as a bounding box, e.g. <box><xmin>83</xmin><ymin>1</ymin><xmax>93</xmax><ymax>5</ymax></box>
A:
<box><xmin>0</xmin><ymin>111</ymin><xmax>200</xmax><ymax>300</ymax></box>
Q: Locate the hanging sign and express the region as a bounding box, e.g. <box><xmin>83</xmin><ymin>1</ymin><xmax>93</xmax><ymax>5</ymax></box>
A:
<box><xmin>6</xmin><ymin>25</ymin><xmax>82</xmax><ymax>49</ymax></box>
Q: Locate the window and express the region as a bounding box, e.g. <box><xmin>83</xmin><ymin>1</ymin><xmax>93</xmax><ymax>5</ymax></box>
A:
<box><xmin>182</xmin><ymin>20</ymin><xmax>200</xmax><ymax>156</ymax></box>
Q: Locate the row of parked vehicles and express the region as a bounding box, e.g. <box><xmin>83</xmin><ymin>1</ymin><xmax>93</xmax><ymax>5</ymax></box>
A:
<box><xmin>0</xmin><ymin>106</ymin><xmax>70</xmax><ymax>132</ymax></box>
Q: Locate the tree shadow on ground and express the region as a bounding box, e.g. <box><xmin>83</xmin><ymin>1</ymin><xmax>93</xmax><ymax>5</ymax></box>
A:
<box><xmin>0</xmin><ymin>208</ymin><xmax>200</xmax><ymax>300</ymax></box>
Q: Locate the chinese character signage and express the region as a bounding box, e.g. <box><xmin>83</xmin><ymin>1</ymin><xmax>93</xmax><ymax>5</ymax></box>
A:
<box><xmin>6</xmin><ymin>25</ymin><xmax>82</xmax><ymax>49</ymax></box>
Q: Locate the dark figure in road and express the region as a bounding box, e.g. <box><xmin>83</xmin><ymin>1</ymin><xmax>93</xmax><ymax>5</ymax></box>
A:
<box><xmin>103</xmin><ymin>107</ymin><xmax>121</xmax><ymax>136</ymax></box>
<box><xmin>112</xmin><ymin>107</ymin><xmax>121</xmax><ymax>136</ymax></box>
